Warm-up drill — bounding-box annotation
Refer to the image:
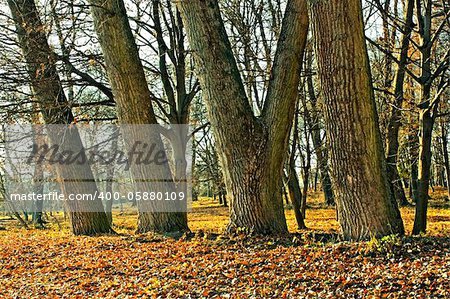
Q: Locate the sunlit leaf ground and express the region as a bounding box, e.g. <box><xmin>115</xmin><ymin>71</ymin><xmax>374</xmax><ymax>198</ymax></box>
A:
<box><xmin>1</xmin><ymin>189</ymin><xmax>449</xmax><ymax>298</ymax></box>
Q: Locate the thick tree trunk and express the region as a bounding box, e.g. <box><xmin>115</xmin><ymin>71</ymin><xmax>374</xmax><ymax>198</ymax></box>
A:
<box><xmin>88</xmin><ymin>0</ymin><xmax>188</xmax><ymax>234</ymax></box>
<box><xmin>309</xmin><ymin>0</ymin><xmax>404</xmax><ymax>240</ymax></box>
<box><xmin>177</xmin><ymin>0</ymin><xmax>309</xmax><ymax>234</ymax></box>
<box><xmin>8</xmin><ymin>0</ymin><xmax>112</xmax><ymax>235</ymax></box>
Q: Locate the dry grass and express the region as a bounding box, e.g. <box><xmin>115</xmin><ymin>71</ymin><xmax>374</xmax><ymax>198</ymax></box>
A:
<box><xmin>185</xmin><ymin>189</ymin><xmax>450</xmax><ymax>236</ymax></box>
<box><xmin>1</xmin><ymin>188</ymin><xmax>448</xmax><ymax>237</ymax></box>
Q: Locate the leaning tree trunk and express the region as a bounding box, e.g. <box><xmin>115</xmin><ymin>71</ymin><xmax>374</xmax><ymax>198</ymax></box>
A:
<box><xmin>7</xmin><ymin>0</ymin><xmax>112</xmax><ymax>235</ymax></box>
<box><xmin>88</xmin><ymin>0</ymin><xmax>188</xmax><ymax>234</ymax></box>
<box><xmin>177</xmin><ymin>0</ymin><xmax>309</xmax><ymax>234</ymax></box>
<box><xmin>286</xmin><ymin>112</ymin><xmax>307</xmax><ymax>229</ymax></box>
<box><xmin>286</xmin><ymin>166</ymin><xmax>307</xmax><ymax>230</ymax></box>
<box><xmin>384</xmin><ymin>0</ymin><xmax>414</xmax><ymax>207</ymax></box>
<box><xmin>309</xmin><ymin>0</ymin><xmax>404</xmax><ymax>240</ymax></box>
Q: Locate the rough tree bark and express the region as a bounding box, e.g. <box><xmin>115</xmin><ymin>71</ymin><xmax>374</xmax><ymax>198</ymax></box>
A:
<box><xmin>177</xmin><ymin>0</ymin><xmax>309</xmax><ymax>234</ymax></box>
<box><xmin>87</xmin><ymin>0</ymin><xmax>189</xmax><ymax>234</ymax></box>
<box><xmin>8</xmin><ymin>0</ymin><xmax>112</xmax><ymax>235</ymax></box>
<box><xmin>309</xmin><ymin>0</ymin><xmax>404</xmax><ymax>240</ymax></box>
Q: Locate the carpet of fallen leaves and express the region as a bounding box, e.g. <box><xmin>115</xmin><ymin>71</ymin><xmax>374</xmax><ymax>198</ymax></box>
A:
<box><xmin>0</xmin><ymin>191</ymin><xmax>449</xmax><ymax>298</ymax></box>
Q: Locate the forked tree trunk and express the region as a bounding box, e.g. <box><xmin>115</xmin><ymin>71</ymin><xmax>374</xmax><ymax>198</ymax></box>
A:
<box><xmin>8</xmin><ymin>0</ymin><xmax>112</xmax><ymax>235</ymax></box>
<box><xmin>88</xmin><ymin>0</ymin><xmax>188</xmax><ymax>234</ymax></box>
<box><xmin>309</xmin><ymin>0</ymin><xmax>404</xmax><ymax>240</ymax></box>
<box><xmin>177</xmin><ymin>0</ymin><xmax>309</xmax><ymax>234</ymax></box>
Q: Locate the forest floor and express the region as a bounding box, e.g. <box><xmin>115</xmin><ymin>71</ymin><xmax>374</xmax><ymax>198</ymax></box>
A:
<box><xmin>0</xmin><ymin>189</ymin><xmax>449</xmax><ymax>298</ymax></box>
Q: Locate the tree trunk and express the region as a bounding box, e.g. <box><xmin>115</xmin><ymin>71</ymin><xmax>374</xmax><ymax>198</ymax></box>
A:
<box><xmin>413</xmin><ymin>108</ymin><xmax>435</xmax><ymax>234</ymax></box>
<box><xmin>7</xmin><ymin>0</ymin><xmax>112</xmax><ymax>235</ymax></box>
<box><xmin>286</xmin><ymin>166</ymin><xmax>307</xmax><ymax>230</ymax></box>
<box><xmin>309</xmin><ymin>0</ymin><xmax>404</xmax><ymax>240</ymax></box>
<box><xmin>87</xmin><ymin>0</ymin><xmax>188</xmax><ymax>234</ymax></box>
<box><xmin>32</xmin><ymin>155</ymin><xmax>44</xmax><ymax>228</ymax></box>
<box><xmin>412</xmin><ymin>2</ymin><xmax>436</xmax><ymax>235</ymax></box>
<box><xmin>283</xmin><ymin>185</ymin><xmax>290</xmax><ymax>205</ymax></box>
<box><xmin>300</xmin><ymin>122</ymin><xmax>310</xmax><ymax>218</ymax></box>
<box><xmin>104</xmin><ymin>129</ymin><xmax>118</xmax><ymax>226</ymax></box>
<box><xmin>32</xmin><ymin>124</ymin><xmax>45</xmax><ymax>228</ymax></box>
<box><xmin>305</xmin><ymin>63</ymin><xmax>334</xmax><ymax>205</ymax></box>
<box><xmin>177</xmin><ymin>0</ymin><xmax>309</xmax><ymax>234</ymax></box>
<box><xmin>408</xmin><ymin>132</ymin><xmax>420</xmax><ymax>202</ymax></box>
<box><xmin>104</xmin><ymin>154</ymin><xmax>115</xmax><ymax>226</ymax></box>
<box><xmin>104</xmin><ymin>179</ymin><xmax>114</xmax><ymax>226</ymax></box>
<box><xmin>221</xmin><ymin>192</ymin><xmax>228</xmax><ymax>207</ymax></box>
<box><xmin>384</xmin><ymin>0</ymin><xmax>414</xmax><ymax>207</ymax></box>
<box><xmin>413</xmin><ymin>76</ymin><xmax>445</xmax><ymax>235</ymax></box>
<box><xmin>313</xmin><ymin>170</ymin><xmax>318</xmax><ymax>192</ymax></box>
<box><xmin>287</xmin><ymin>111</ymin><xmax>307</xmax><ymax>229</ymax></box>
<box><xmin>441</xmin><ymin>122</ymin><xmax>450</xmax><ymax>201</ymax></box>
